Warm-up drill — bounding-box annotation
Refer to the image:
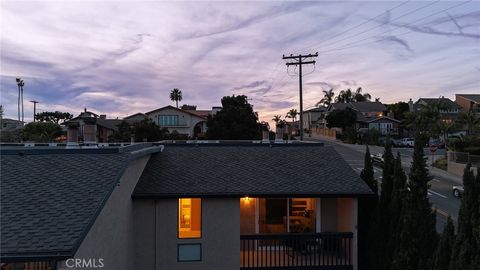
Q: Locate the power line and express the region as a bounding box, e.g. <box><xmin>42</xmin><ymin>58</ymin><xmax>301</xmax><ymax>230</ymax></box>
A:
<box><xmin>299</xmin><ymin>0</ymin><xmax>411</xmax><ymax>52</ymax></box>
<box><xmin>309</xmin><ymin>0</ymin><xmax>440</xmax><ymax>52</ymax></box>
<box><xmin>316</xmin><ymin>0</ymin><xmax>473</xmax><ymax>55</ymax></box>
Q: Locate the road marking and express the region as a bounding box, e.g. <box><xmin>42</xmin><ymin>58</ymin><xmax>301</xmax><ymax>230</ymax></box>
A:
<box><xmin>433</xmin><ymin>179</ymin><xmax>441</xmax><ymax>182</ymax></box>
<box><xmin>428</xmin><ymin>189</ymin><xmax>447</xmax><ymax>199</ymax></box>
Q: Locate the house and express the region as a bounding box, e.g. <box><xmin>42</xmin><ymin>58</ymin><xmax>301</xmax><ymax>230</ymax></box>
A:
<box><xmin>302</xmin><ymin>107</ymin><xmax>327</xmax><ymax>131</ymax></box>
<box><xmin>0</xmin><ymin>118</ymin><xmax>23</xmax><ymax>130</ymax></box>
<box><xmin>409</xmin><ymin>97</ymin><xmax>461</xmax><ymax>122</ymax></box>
<box><xmin>455</xmin><ymin>94</ymin><xmax>480</xmax><ymax>114</ymax></box>
<box><xmin>63</xmin><ymin>109</ymin><xmax>123</xmax><ymax>143</ymax></box>
<box><xmin>145</xmin><ymin>106</ymin><xmax>220</xmax><ymax>138</ymax></box>
<box><xmin>326</xmin><ymin>102</ymin><xmax>400</xmax><ymax>135</ymax></box>
<box><xmin>1</xmin><ymin>142</ymin><xmax>372</xmax><ymax>270</ymax></box>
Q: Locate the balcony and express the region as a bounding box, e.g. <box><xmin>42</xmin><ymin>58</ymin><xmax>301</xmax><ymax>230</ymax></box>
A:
<box><xmin>240</xmin><ymin>232</ymin><xmax>353</xmax><ymax>270</ymax></box>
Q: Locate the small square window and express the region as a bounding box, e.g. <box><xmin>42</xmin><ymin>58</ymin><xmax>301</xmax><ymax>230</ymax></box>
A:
<box><xmin>178</xmin><ymin>244</ymin><xmax>201</xmax><ymax>262</ymax></box>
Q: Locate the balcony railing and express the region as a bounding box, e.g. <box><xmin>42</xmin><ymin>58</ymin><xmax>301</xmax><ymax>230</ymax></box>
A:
<box><xmin>240</xmin><ymin>232</ymin><xmax>353</xmax><ymax>270</ymax></box>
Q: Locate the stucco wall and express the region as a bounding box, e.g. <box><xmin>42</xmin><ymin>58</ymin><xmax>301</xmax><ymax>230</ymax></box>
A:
<box><xmin>137</xmin><ymin>198</ymin><xmax>240</xmax><ymax>270</ymax></box>
<box><xmin>58</xmin><ymin>155</ymin><xmax>150</xmax><ymax>270</ymax></box>
<box><xmin>147</xmin><ymin>108</ymin><xmax>205</xmax><ymax>136</ymax></box>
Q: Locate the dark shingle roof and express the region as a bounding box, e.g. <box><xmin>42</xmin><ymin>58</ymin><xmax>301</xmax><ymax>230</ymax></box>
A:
<box><xmin>133</xmin><ymin>145</ymin><xmax>372</xmax><ymax>198</ymax></box>
<box><xmin>351</xmin><ymin>101</ymin><xmax>387</xmax><ymax>112</ymax></box>
<box><xmin>0</xmin><ymin>149</ymin><xmax>131</xmax><ymax>261</ymax></box>
<box><xmin>416</xmin><ymin>98</ymin><xmax>460</xmax><ymax>109</ymax></box>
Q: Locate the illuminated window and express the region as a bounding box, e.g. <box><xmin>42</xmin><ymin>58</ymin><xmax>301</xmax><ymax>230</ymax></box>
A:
<box><xmin>178</xmin><ymin>198</ymin><xmax>201</xmax><ymax>238</ymax></box>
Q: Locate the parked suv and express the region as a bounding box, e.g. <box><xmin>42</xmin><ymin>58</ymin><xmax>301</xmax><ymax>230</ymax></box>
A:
<box><xmin>401</xmin><ymin>138</ymin><xmax>415</xmax><ymax>147</ymax></box>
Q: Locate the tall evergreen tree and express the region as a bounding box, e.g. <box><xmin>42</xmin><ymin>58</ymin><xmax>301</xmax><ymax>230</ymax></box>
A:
<box><xmin>372</xmin><ymin>137</ymin><xmax>396</xmax><ymax>270</ymax></box>
<box><xmin>392</xmin><ymin>133</ymin><xmax>437</xmax><ymax>270</ymax></box>
<box><xmin>433</xmin><ymin>217</ymin><xmax>455</xmax><ymax>270</ymax></box>
<box><xmin>387</xmin><ymin>153</ymin><xmax>408</xmax><ymax>266</ymax></box>
<box><xmin>449</xmin><ymin>164</ymin><xmax>480</xmax><ymax>270</ymax></box>
<box><xmin>358</xmin><ymin>146</ymin><xmax>378</xmax><ymax>269</ymax></box>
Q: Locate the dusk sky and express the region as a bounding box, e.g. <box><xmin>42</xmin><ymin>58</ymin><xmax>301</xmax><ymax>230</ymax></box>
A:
<box><xmin>1</xmin><ymin>0</ymin><xmax>479</xmax><ymax>124</ymax></box>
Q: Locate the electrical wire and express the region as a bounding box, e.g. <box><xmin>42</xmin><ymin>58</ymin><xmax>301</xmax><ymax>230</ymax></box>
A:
<box><xmin>316</xmin><ymin>0</ymin><xmax>474</xmax><ymax>55</ymax></box>
<box><xmin>310</xmin><ymin>0</ymin><xmax>441</xmax><ymax>52</ymax></box>
<box><xmin>299</xmin><ymin>0</ymin><xmax>411</xmax><ymax>52</ymax></box>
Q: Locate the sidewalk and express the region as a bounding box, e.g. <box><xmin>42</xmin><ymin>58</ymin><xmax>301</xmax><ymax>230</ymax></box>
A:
<box><xmin>308</xmin><ymin>133</ymin><xmax>463</xmax><ymax>184</ymax></box>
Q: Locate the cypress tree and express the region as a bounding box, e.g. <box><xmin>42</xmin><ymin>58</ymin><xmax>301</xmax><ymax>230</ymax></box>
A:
<box><xmin>372</xmin><ymin>138</ymin><xmax>396</xmax><ymax>270</ymax></box>
<box><xmin>432</xmin><ymin>217</ymin><xmax>455</xmax><ymax>270</ymax></box>
<box><xmin>449</xmin><ymin>165</ymin><xmax>480</xmax><ymax>270</ymax></box>
<box><xmin>358</xmin><ymin>146</ymin><xmax>378</xmax><ymax>269</ymax></box>
<box><xmin>387</xmin><ymin>153</ymin><xmax>408</xmax><ymax>265</ymax></box>
<box><xmin>392</xmin><ymin>133</ymin><xmax>438</xmax><ymax>270</ymax></box>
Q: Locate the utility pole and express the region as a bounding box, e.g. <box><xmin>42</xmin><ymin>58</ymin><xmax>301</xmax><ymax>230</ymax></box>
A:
<box><xmin>282</xmin><ymin>53</ymin><xmax>318</xmax><ymax>141</ymax></box>
<box><xmin>30</xmin><ymin>100</ymin><xmax>39</xmax><ymax>122</ymax></box>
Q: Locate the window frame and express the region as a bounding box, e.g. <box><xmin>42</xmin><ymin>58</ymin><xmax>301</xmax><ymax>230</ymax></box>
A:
<box><xmin>177</xmin><ymin>198</ymin><xmax>202</xmax><ymax>239</ymax></box>
<box><xmin>158</xmin><ymin>115</ymin><xmax>179</xmax><ymax>126</ymax></box>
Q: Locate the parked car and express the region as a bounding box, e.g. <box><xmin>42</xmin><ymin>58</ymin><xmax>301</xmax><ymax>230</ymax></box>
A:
<box><xmin>429</xmin><ymin>138</ymin><xmax>445</xmax><ymax>149</ymax></box>
<box><xmin>391</xmin><ymin>138</ymin><xmax>403</xmax><ymax>147</ymax></box>
<box><xmin>401</xmin><ymin>138</ymin><xmax>415</xmax><ymax>147</ymax></box>
<box><xmin>452</xmin><ymin>185</ymin><xmax>464</xmax><ymax>198</ymax></box>
<box><xmin>371</xmin><ymin>153</ymin><xmax>384</xmax><ymax>167</ymax></box>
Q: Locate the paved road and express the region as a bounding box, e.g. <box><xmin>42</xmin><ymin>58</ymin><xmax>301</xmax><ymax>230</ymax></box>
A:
<box><xmin>305</xmin><ymin>136</ymin><xmax>461</xmax><ymax>232</ymax></box>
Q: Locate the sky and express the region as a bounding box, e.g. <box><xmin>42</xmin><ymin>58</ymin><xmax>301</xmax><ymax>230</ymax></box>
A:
<box><xmin>1</xmin><ymin>0</ymin><xmax>479</xmax><ymax>125</ymax></box>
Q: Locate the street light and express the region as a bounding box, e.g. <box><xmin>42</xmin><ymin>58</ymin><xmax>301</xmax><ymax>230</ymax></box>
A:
<box><xmin>16</xmin><ymin>78</ymin><xmax>25</xmax><ymax>123</ymax></box>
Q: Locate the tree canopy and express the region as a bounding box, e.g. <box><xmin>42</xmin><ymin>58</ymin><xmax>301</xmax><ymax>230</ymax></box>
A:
<box><xmin>325</xmin><ymin>107</ymin><xmax>357</xmax><ymax>129</ymax></box>
<box><xmin>206</xmin><ymin>95</ymin><xmax>261</xmax><ymax>140</ymax></box>
<box><xmin>180</xmin><ymin>104</ymin><xmax>197</xmax><ymax>110</ymax></box>
<box><xmin>35</xmin><ymin>111</ymin><xmax>73</xmax><ymax>124</ymax></box>
<box><xmin>21</xmin><ymin>122</ymin><xmax>63</xmax><ymax>142</ymax></box>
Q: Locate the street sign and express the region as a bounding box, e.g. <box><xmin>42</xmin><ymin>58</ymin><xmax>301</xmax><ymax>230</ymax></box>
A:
<box><xmin>430</xmin><ymin>145</ymin><xmax>437</xmax><ymax>153</ymax></box>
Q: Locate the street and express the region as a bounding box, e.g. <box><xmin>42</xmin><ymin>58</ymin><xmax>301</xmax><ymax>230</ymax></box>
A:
<box><xmin>306</xmin><ymin>136</ymin><xmax>462</xmax><ymax>232</ymax></box>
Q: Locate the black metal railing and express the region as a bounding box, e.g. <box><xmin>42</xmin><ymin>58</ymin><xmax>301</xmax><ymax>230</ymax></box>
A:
<box><xmin>240</xmin><ymin>232</ymin><xmax>353</xmax><ymax>270</ymax></box>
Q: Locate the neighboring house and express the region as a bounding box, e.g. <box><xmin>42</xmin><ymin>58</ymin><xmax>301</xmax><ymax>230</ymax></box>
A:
<box><xmin>1</xmin><ymin>143</ymin><xmax>372</xmax><ymax>270</ymax></box>
<box><xmin>455</xmin><ymin>94</ymin><xmax>480</xmax><ymax>114</ymax></box>
<box><xmin>302</xmin><ymin>107</ymin><xmax>327</xmax><ymax>131</ymax></box>
<box><xmin>409</xmin><ymin>97</ymin><xmax>461</xmax><ymax>122</ymax></box>
<box><xmin>0</xmin><ymin>118</ymin><xmax>23</xmax><ymax>130</ymax></box>
<box><xmin>326</xmin><ymin>102</ymin><xmax>400</xmax><ymax>135</ymax></box>
<box><xmin>63</xmin><ymin>109</ymin><xmax>122</xmax><ymax>143</ymax></box>
<box><xmin>145</xmin><ymin>106</ymin><xmax>215</xmax><ymax>138</ymax></box>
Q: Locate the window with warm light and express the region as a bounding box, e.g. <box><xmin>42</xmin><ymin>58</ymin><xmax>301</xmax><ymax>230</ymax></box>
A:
<box><xmin>178</xmin><ymin>198</ymin><xmax>201</xmax><ymax>238</ymax></box>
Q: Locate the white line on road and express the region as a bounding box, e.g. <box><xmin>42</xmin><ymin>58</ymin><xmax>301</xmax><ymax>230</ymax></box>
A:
<box><xmin>428</xmin><ymin>189</ymin><xmax>447</xmax><ymax>199</ymax></box>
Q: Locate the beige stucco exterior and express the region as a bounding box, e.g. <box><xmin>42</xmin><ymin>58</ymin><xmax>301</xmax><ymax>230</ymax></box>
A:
<box><xmin>133</xmin><ymin>198</ymin><xmax>240</xmax><ymax>270</ymax></box>
<box><xmin>58</xmin><ymin>155</ymin><xmax>150</xmax><ymax>270</ymax></box>
<box><xmin>147</xmin><ymin>107</ymin><xmax>207</xmax><ymax>137</ymax></box>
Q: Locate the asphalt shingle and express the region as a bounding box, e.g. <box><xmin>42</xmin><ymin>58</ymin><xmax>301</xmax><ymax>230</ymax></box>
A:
<box><xmin>133</xmin><ymin>144</ymin><xmax>373</xmax><ymax>198</ymax></box>
<box><xmin>0</xmin><ymin>150</ymin><xmax>130</xmax><ymax>260</ymax></box>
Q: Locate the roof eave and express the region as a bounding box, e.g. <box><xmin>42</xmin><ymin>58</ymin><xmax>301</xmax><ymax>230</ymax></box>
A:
<box><xmin>132</xmin><ymin>192</ymin><xmax>374</xmax><ymax>199</ymax></box>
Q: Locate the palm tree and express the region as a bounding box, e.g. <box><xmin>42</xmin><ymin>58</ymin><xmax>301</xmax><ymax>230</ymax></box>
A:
<box><xmin>170</xmin><ymin>88</ymin><xmax>183</xmax><ymax>108</ymax></box>
<box><xmin>272</xmin><ymin>115</ymin><xmax>282</xmax><ymax>125</ymax></box>
<box><xmin>458</xmin><ymin>110</ymin><xmax>480</xmax><ymax>136</ymax></box>
<box><xmin>316</xmin><ymin>89</ymin><xmax>335</xmax><ymax>107</ymax></box>
<box><xmin>353</xmin><ymin>87</ymin><xmax>371</xmax><ymax>102</ymax></box>
<box><xmin>287</xmin><ymin>109</ymin><xmax>298</xmax><ymax>122</ymax></box>
<box><xmin>335</xmin><ymin>89</ymin><xmax>354</xmax><ymax>103</ymax></box>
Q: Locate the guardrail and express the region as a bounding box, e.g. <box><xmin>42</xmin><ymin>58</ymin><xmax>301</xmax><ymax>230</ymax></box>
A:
<box><xmin>240</xmin><ymin>232</ymin><xmax>353</xmax><ymax>269</ymax></box>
